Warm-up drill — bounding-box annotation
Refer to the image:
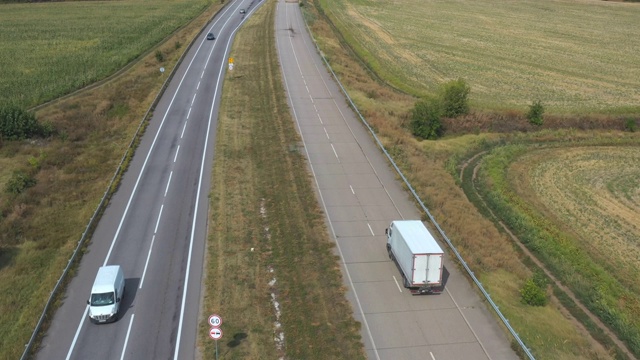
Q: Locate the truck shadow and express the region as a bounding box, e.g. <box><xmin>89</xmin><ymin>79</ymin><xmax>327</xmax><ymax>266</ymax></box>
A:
<box><xmin>119</xmin><ymin>277</ymin><xmax>140</xmax><ymax>319</ymax></box>
<box><xmin>430</xmin><ymin>267</ymin><xmax>450</xmax><ymax>294</ymax></box>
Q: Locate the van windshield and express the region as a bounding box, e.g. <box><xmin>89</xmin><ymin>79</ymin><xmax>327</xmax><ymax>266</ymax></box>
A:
<box><xmin>90</xmin><ymin>292</ymin><xmax>115</xmax><ymax>306</ymax></box>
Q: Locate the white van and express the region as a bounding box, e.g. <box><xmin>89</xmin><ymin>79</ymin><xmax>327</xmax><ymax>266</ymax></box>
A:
<box><xmin>87</xmin><ymin>265</ymin><xmax>125</xmax><ymax>323</ymax></box>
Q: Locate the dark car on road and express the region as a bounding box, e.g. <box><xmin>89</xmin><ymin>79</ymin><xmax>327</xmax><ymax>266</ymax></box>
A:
<box><xmin>206</xmin><ymin>33</ymin><xmax>215</xmax><ymax>40</ymax></box>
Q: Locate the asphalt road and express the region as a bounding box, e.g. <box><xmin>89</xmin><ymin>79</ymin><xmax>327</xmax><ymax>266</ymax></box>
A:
<box><xmin>35</xmin><ymin>2</ymin><xmax>260</xmax><ymax>359</ymax></box>
<box><xmin>274</xmin><ymin>2</ymin><xmax>519</xmax><ymax>360</ymax></box>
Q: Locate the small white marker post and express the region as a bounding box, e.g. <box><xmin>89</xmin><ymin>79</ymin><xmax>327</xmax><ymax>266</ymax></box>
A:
<box><xmin>208</xmin><ymin>314</ymin><xmax>223</xmax><ymax>359</ymax></box>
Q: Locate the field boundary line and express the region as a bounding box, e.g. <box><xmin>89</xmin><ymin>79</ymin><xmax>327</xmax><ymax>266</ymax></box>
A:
<box><xmin>299</xmin><ymin>8</ymin><xmax>535</xmax><ymax>360</ymax></box>
<box><xmin>19</xmin><ymin>5</ymin><xmax>222</xmax><ymax>359</ymax></box>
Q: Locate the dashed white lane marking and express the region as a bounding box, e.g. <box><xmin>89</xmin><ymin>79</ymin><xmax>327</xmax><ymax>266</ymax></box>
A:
<box><xmin>165</xmin><ymin>171</ymin><xmax>173</xmax><ymax>197</ymax></box>
<box><xmin>324</xmin><ymin>127</ymin><xmax>329</xmax><ymax>139</ymax></box>
<box><xmin>119</xmin><ymin>314</ymin><xmax>135</xmax><ymax>360</ymax></box>
<box><xmin>181</xmin><ymin>121</ymin><xmax>188</xmax><ymax>138</ymax></box>
<box><xmin>154</xmin><ymin>205</ymin><xmax>164</xmax><ymax>234</ymax></box>
<box><xmin>191</xmin><ymin>93</ymin><xmax>197</xmax><ymax>105</ymax></box>
<box><xmin>330</xmin><ymin>143</ymin><xmax>339</xmax><ymax>161</ymax></box>
<box><xmin>430</xmin><ymin>351</ymin><xmax>436</xmax><ymax>360</ymax></box>
<box><xmin>174</xmin><ymin>145</ymin><xmax>180</xmax><ymax>162</ymax></box>
<box><xmin>350</xmin><ymin>185</ymin><xmax>355</xmax><ymax>195</ymax></box>
<box><xmin>317</xmin><ymin>113</ymin><xmax>323</xmax><ymax>125</ymax></box>
<box><xmin>139</xmin><ymin>235</ymin><xmax>156</xmax><ymax>289</ymax></box>
<box><xmin>367</xmin><ymin>223</ymin><xmax>374</xmax><ymax>236</ymax></box>
<box><xmin>392</xmin><ymin>276</ymin><xmax>403</xmax><ymax>293</ymax></box>
<box><xmin>196</xmin><ymin>81</ymin><xmax>200</xmax><ymax>90</ymax></box>
<box><xmin>201</xmin><ymin>70</ymin><xmax>205</xmax><ymax>78</ymax></box>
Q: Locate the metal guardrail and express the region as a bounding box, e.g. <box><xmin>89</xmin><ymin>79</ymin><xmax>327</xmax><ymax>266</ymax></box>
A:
<box><xmin>18</xmin><ymin>12</ymin><xmax>212</xmax><ymax>359</ymax></box>
<box><xmin>300</xmin><ymin>13</ymin><xmax>535</xmax><ymax>360</ymax></box>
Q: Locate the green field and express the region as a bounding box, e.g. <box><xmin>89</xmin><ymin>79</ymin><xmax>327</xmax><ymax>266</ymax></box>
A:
<box><xmin>0</xmin><ymin>0</ymin><xmax>210</xmax><ymax>108</ymax></box>
<box><xmin>472</xmin><ymin>139</ymin><xmax>640</xmax><ymax>357</ymax></box>
<box><xmin>317</xmin><ymin>0</ymin><xmax>640</xmax><ymax>114</ymax></box>
<box><xmin>0</xmin><ymin>1</ymin><xmax>219</xmax><ymax>357</ymax></box>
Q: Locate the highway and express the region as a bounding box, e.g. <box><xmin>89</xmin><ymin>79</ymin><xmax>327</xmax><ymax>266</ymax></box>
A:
<box><xmin>34</xmin><ymin>2</ymin><xmax>260</xmax><ymax>359</ymax></box>
<box><xmin>274</xmin><ymin>1</ymin><xmax>519</xmax><ymax>359</ymax></box>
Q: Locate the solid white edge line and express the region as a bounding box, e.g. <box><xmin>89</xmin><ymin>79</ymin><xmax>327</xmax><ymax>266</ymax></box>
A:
<box><xmin>277</xmin><ymin>3</ymin><xmax>381</xmax><ymax>360</ymax></box>
<box><xmin>172</xmin><ymin>1</ymin><xmax>256</xmax><ymax>358</ymax></box>
<box><xmin>154</xmin><ymin>205</ymin><xmax>164</xmax><ymax>234</ymax></box>
<box><xmin>140</xmin><ymin>235</ymin><xmax>156</xmax><ymax>289</ymax></box>
<box><xmin>65</xmin><ymin>306</ymin><xmax>89</xmax><ymax>360</ymax></box>
<box><xmin>119</xmin><ymin>314</ymin><xmax>135</xmax><ymax>360</ymax></box>
<box><xmin>165</xmin><ymin>171</ymin><xmax>173</xmax><ymax>197</ymax></box>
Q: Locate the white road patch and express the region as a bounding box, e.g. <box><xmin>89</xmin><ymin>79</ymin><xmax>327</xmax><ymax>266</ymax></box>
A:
<box><xmin>261</xmin><ymin>199</ymin><xmax>285</xmax><ymax>359</ymax></box>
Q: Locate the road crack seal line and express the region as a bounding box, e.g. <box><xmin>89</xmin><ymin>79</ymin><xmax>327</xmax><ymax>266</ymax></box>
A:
<box><xmin>260</xmin><ymin>199</ymin><xmax>286</xmax><ymax>359</ymax></box>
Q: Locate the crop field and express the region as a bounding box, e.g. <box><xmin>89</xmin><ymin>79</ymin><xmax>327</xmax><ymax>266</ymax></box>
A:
<box><xmin>317</xmin><ymin>0</ymin><xmax>640</xmax><ymax>114</ymax></box>
<box><xmin>0</xmin><ymin>0</ymin><xmax>210</xmax><ymax>109</ymax></box>
<box><xmin>518</xmin><ymin>146</ymin><xmax>640</xmax><ymax>292</ymax></box>
<box><xmin>473</xmin><ymin>139</ymin><xmax>640</xmax><ymax>358</ymax></box>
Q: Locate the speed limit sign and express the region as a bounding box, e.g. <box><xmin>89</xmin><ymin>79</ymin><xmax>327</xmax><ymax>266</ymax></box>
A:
<box><xmin>208</xmin><ymin>314</ymin><xmax>222</xmax><ymax>328</ymax></box>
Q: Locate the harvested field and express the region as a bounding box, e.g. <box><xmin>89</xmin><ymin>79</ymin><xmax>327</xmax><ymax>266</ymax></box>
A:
<box><xmin>318</xmin><ymin>0</ymin><xmax>640</xmax><ymax>113</ymax></box>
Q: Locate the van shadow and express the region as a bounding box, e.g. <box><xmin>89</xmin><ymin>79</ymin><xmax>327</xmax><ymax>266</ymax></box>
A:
<box><xmin>119</xmin><ymin>277</ymin><xmax>140</xmax><ymax>319</ymax></box>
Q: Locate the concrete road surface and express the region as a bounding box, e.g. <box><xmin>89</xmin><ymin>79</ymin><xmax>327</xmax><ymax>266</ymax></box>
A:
<box><xmin>274</xmin><ymin>2</ymin><xmax>519</xmax><ymax>360</ymax></box>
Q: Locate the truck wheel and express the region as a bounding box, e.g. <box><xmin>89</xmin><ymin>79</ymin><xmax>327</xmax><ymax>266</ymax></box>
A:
<box><xmin>402</xmin><ymin>275</ymin><xmax>410</xmax><ymax>288</ymax></box>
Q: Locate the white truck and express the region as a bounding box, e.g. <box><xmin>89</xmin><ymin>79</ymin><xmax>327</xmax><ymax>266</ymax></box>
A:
<box><xmin>87</xmin><ymin>265</ymin><xmax>125</xmax><ymax>323</ymax></box>
<box><xmin>386</xmin><ymin>220</ymin><xmax>444</xmax><ymax>295</ymax></box>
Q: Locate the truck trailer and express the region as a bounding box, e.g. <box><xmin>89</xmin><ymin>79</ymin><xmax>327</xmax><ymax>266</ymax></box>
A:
<box><xmin>386</xmin><ymin>220</ymin><xmax>444</xmax><ymax>295</ymax></box>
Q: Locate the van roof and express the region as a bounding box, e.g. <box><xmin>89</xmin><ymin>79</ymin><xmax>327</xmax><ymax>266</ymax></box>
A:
<box><xmin>92</xmin><ymin>265</ymin><xmax>121</xmax><ymax>293</ymax></box>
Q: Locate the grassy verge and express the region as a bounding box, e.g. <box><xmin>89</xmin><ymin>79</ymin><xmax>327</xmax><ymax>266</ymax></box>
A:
<box><xmin>0</xmin><ymin>0</ymin><xmax>212</xmax><ymax>109</ymax></box>
<box><xmin>200</xmin><ymin>1</ymin><xmax>365</xmax><ymax>358</ymax></box>
<box><xmin>0</xmin><ymin>3</ymin><xmax>221</xmax><ymax>358</ymax></box>
<box><xmin>300</xmin><ymin>0</ymin><xmax>633</xmax><ymax>357</ymax></box>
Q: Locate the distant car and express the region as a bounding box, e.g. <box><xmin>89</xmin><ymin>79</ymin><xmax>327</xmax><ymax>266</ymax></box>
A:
<box><xmin>240</xmin><ymin>9</ymin><xmax>246</xmax><ymax>14</ymax></box>
<box><xmin>206</xmin><ymin>33</ymin><xmax>215</xmax><ymax>40</ymax></box>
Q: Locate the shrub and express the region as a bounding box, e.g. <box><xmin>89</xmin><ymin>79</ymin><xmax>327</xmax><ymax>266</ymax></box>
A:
<box><xmin>520</xmin><ymin>275</ymin><xmax>548</xmax><ymax>307</ymax></box>
<box><xmin>0</xmin><ymin>106</ymin><xmax>40</xmax><ymax>139</ymax></box>
<box><xmin>624</xmin><ymin>118</ymin><xmax>637</xmax><ymax>132</ymax></box>
<box><xmin>5</xmin><ymin>170</ymin><xmax>36</xmax><ymax>195</ymax></box>
<box><xmin>410</xmin><ymin>99</ymin><xmax>443</xmax><ymax>140</ymax></box>
<box><xmin>440</xmin><ymin>78</ymin><xmax>470</xmax><ymax>118</ymax></box>
<box><xmin>527</xmin><ymin>100</ymin><xmax>545</xmax><ymax>126</ymax></box>
<box><xmin>155</xmin><ymin>50</ymin><xmax>165</xmax><ymax>63</ymax></box>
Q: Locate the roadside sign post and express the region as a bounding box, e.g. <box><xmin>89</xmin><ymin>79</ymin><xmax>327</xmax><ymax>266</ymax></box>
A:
<box><xmin>208</xmin><ymin>314</ymin><xmax>223</xmax><ymax>360</ymax></box>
